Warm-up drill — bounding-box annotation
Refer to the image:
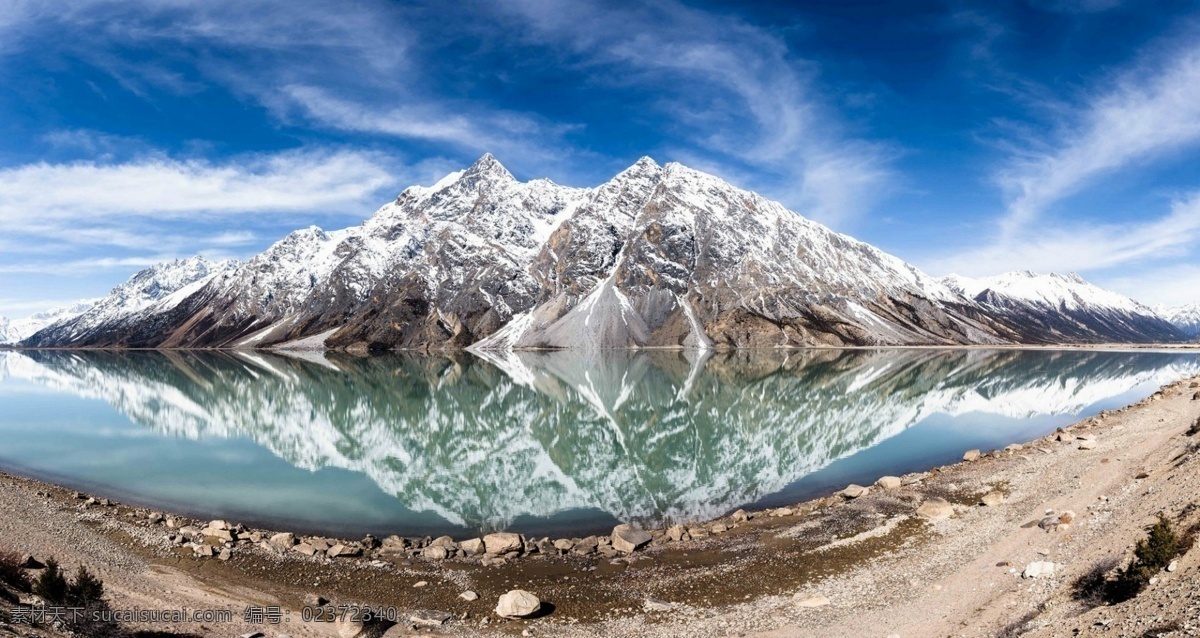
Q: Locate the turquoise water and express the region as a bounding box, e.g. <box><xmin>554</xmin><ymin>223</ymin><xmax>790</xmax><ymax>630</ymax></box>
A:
<box><xmin>0</xmin><ymin>348</ymin><xmax>1195</xmax><ymax>538</ymax></box>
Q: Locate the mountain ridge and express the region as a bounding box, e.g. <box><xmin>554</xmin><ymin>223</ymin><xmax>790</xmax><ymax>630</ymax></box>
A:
<box><xmin>18</xmin><ymin>154</ymin><xmax>1190</xmax><ymax>350</ymax></box>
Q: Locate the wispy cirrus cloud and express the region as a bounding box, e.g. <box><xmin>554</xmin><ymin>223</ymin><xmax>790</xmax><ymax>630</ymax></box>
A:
<box><xmin>927</xmin><ymin>192</ymin><xmax>1200</xmax><ymax>277</ymax></box>
<box><xmin>276</xmin><ymin>86</ymin><xmax>584</xmax><ymax>171</ymax></box>
<box><xmin>493</xmin><ymin>0</ymin><xmax>895</xmax><ymax>226</ymax></box>
<box><xmin>0</xmin><ymin>0</ymin><xmax>580</xmax><ymax>177</ymax></box>
<box><xmin>925</xmin><ymin>30</ymin><xmax>1200</xmax><ymax>296</ymax></box>
<box><xmin>998</xmin><ymin>41</ymin><xmax>1200</xmax><ymax>235</ymax></box>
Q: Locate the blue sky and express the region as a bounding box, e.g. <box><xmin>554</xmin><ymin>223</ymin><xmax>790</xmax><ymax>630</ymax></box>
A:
<box><xmin>2</xmin><ymin>0</ymin><xmax>1200</xmax><ymax>318</ymax></box>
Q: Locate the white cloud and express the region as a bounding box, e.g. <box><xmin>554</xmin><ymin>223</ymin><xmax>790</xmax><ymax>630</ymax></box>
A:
<box><xmin>498</xmin><ymin>0</ymin><xmax>894</xmax><ymax>226</ymax></box>
<box><xmin>0</xmin><ymin>0</ymin><xmax>581</xmax><ymax>179</ymax></box>
<box><xmin>925</xmin><ymin>31</ymin><xmax>1200</xmax><ymax>290</ymax></box>
<box><xmin>278</xmin><ymin>86</ymin><xmax>581</xmax><ymax>171</ymax></box>
<box><xmin>0</xmin><ymin>149</ymin><xmax>395</xmax><ymax>225</ymax></box>
<box><xmin>1098</xmin><ymin>263</ymin><xmax>1200</xmax><ymax>308</ymax></box>
<box><xmin>998</xmin><ymin>42</ymin><xmax>1200</xmax><ymax>234</ymax></box>
<box><xmin>0</xmin><ymin>297</ymin><xmax>101</xmax><ymax>318</ymax></box>
<box><xmin>925</xmin><ymin>192</ymin><xmax>1200</xmax><ymax>277</ymax></box>
<box><xmin>0</xmin><ymin>256</ymin><xmax>171</xmax><ymax>276</ymax></box>
<box><xmin>0</xmin><ymin>148</ymin><xmax>406</xmax><ymax>288</ymax></box>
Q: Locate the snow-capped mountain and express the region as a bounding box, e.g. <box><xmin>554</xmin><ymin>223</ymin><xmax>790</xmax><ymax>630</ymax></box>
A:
<box><xmin>1158</xmin><ymin>302</ymin><xmax>1200</xmax><ymax>339</ymax></box>
<box><xmin>20</xmin><ymin>155</ymin><xmax>1189</xmax><ymax>349</ymax></box>
<box><xmin>0</xmin><ymin>300</ymin><xmax>98</xmax><ymax>345</ymax></box>
<box><xmin>942</xmin><ymin>271</ymin><xmax>1183</xmax><ymax>343</ymax></box>
<box><xmin>23</xmin><ymin>257</ymin><xmax>238</xmax><ymax>346</ymax></box>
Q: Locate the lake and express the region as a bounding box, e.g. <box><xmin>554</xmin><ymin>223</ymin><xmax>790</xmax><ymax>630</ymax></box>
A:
<box><xmin>0</xmin><ymin>348</ymin><xmax>1195</xmax><ymax>538</ymax></box>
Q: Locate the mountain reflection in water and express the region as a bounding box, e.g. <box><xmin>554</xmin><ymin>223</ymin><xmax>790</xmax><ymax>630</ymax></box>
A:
<box><xmin>0</xmin><ymin>348</ymin><xmax>1196</xmax><ymax>536</ymax></box>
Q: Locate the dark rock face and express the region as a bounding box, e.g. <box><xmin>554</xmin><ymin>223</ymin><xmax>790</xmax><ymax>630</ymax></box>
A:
<box><xmin>23</xmin><ymin>155</ymin><xmax>1188</xmax><ymax>350</ymax></box>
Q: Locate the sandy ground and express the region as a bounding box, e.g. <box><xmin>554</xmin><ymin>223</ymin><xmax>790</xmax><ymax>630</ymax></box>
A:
<box><xmin>2</xmin><ymin>373</ymin><xmax>1199</xmax><ymax>638</ymax></box>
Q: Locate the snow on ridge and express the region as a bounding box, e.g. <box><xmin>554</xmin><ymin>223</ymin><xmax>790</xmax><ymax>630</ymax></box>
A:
<box><xmin>60</xmin><ymin>257</ymin><xmax>238</xmax><ymax>335</ymax></box>
<box><xmin>1159</xmin><ymin>301</ymin><xmax>1200</xmax><ymax>337</ymax></box>
<box><xmin>943</xmin><ymin>271</ymin><xmax>1153</xmax><ymax>314</ymax></box>
<box><xmin>0</xmin><ymin>300</ymin><xmax>100</xmax><ymax>345</ymax></box>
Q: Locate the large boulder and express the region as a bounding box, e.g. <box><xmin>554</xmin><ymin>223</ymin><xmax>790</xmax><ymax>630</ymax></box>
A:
<box><xmin>916</xmin><ymin>498</ymin><xmax>954</xmax><ymax>520</ymax></box>
<box><xmin>495</xmin><ymin>590</ymin><xmax>542</xmax><ymax>618</ymax></box>
<box><xmin>422</xmin><ymin>546</ymin><xmax>448</xmax><ymax>560</ymax></box>
<box><xmin>460</xmin><ymin>537</ymin><xmax>485</xmax><ymax>555</ymax></box>
<box><xmin>840</xmin><ymin>484</ymin><xmax>869</xmax><ymax>498</ymax></box>
<box><xmin>483</xmin><ymin>533</ymin><xmax>523</xmax><ymax>554</ymax></box>
<box><xmin>874</xmin><ymin>476</ymin><xmax>901</xmax><ymax>490</ymax></box>
<box><xmin>269</xmin><ymin>532</ymin><xmax>295</xmax><ymax>549</ymax></box>
<box><xmin>611</xmin><ymin>524</ymin><xmax>652</xmax><ymax>554</ymax></box>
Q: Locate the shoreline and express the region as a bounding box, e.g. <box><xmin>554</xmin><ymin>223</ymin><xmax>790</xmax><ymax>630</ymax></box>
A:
<box><xmin>0</xmin><ymin>374</ymin><xmax>1198</xmax><ymax>636</ymax></box>
<box><xmin>2</xmin><ymin>341</ymin><xmax>1199</xmax><ymax>353</ymax></box>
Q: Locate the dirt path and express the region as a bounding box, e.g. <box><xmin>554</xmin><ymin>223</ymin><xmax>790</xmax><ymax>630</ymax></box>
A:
<box><xmin>2</xmin><ymin>374</ymin><xmax>1198</xmax><ymax>638</ymax></box>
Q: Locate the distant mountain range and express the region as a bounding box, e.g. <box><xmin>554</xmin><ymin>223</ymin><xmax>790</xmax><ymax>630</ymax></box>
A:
<box><xmin>5</xmin><ymin>154</ymin><xmax>1194</xmax><ymax>350</ymax></box>
<box><xmin>1157</xmin><ymin>302</ymin><xmax>1200</xmax><ymax>339</ymax></box>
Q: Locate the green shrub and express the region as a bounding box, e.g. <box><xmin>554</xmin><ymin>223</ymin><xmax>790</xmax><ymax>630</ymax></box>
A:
<box><xmin>32</xmin><ymin>558</ymin><xmax>68</xmax><ymax>604</ymax></box>
<box><xmin>1108</xmin><ymin>516</ymin><xmax>1180</xmax><ymax>603</ymax></box>
<box><xmin>66</xmin><ymin>565</ymin><xmax>104</xmax><ymax>606</ymax></box>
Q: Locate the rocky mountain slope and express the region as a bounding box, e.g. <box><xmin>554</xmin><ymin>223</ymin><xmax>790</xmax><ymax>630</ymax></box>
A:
<box><xmin>941</xmin><ymin>271</ymin><xmax>1183</xmax><ymax>343</ymax></box>
<box><xmin>19</xmin><ymin>155</ymin><xmax>1189</xmax><ymax>350</ymax></box>
<box><xmin>21</xmin><ymin>257</ymin><xmax>237</xmax><ymax>347</ymax></box>
<box><xmin>1158</xmin><ymin>302</ymin><xmax>1200</xmax><ymax>339</ymax></box>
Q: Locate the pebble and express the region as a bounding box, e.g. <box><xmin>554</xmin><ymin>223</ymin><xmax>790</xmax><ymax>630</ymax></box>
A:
<box><xmin>644</xmin><ymin>598</ymin><xmax>675</xmax><ymax>612</ymax></box>
<box><xmin>410</xmin><ymin>610</ymin><xmax>452</xmax><ymax>627</ymax></box>
<box><xmin>460</xmin><ymin>590</ymin><xmax>479</xmax><ymax>601</ymax></box>
<box><xmin>794</xmin><ymin>594</ymin><xmax>831</xmax><ymax>608</ymax></box>
<box><xmin>1022</xmin><ymin>561</ymin><xmax>1055</xmax><ymax>579</ymax></box>
<box><xmin>413</xmin><ymin>581</ymin><xmax>429</xmax><ymax>588</ymax></box>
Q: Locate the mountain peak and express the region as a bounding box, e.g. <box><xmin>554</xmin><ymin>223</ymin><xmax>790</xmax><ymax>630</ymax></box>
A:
<box><xmin>607</xmin><ymin>156</ymin><xmax>663</xmax><ymax>188</ymax></box>
<box><xmin>463</xmin><ymin>153</ymin><xmax>513</xmax><ymax>180</ymax></box>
